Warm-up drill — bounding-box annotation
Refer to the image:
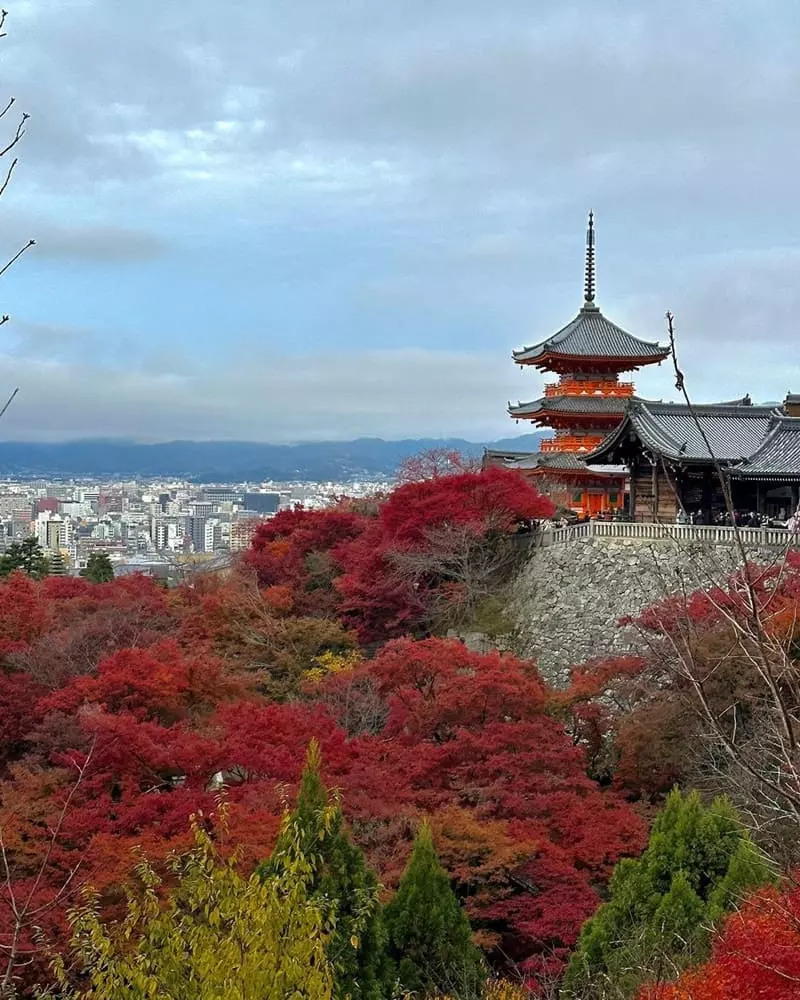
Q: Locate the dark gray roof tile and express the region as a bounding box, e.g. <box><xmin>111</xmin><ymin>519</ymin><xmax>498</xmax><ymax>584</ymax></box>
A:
<box><xmin>731</xmin><ymin>417</ymin><xmax>800</xmax><ymax>480</ymax></box>
<box><xmin>589</xmin><ymin>400</ymin><xmax>776</xmax><ymax>464</ymax></box>
<box><xmin>513</xmin><ymin>306</ymin><xmax>669</xmax><ymax>366</ymax></box>
<box><xmin>509</xmin><ymin>394</ymin><xmax>632</xmax><ymax>418</ymax></box>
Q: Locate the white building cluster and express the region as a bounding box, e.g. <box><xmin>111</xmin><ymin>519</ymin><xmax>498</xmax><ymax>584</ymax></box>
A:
<box><xmin>0</xmin><ymin>478</ymin><xmax>384</xmax><ymax>578</ymax></box>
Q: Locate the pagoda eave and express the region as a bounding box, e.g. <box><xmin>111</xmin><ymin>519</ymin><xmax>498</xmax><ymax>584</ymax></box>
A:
<box><xmin>525</xmin><ymin>465</ymin><xmax>625</xmax><ymax>484</ymax></box>
<box><xmin>507</xmin><ymin>408</ymin><xmax>625</xmax><ymax>427</ymax></box>
<box><xmin>512</xmin><ymin>350</ymin><xmax>669</xmax><ymax>373</ymax></box>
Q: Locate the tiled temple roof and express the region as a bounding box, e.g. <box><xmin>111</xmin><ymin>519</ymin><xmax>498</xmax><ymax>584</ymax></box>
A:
<box><xmin>588</xmin><ymin>400</ymin><xmax>777</xmax><ymax>464</ymax></box>
<box><xmin>512</xmin><ymin>308</ymin><xmax>669</xmax><ymax>366</ymax></box>
<box><xmin>512</xmin><ymin>214</ymin><xmax>669</xmax><ymax>370</ymax></box>
<box><xmin>730</xmin><ymin>417</ymin><xmax>800</xmax><ymax>480</ymax></box>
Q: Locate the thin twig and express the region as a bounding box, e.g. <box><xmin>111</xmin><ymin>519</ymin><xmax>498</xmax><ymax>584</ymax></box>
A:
<box><xmin>0</xmin><ymin>239</ymin><xmax>35</xmax><ymax>279</ymax></box>
<box><xmin>0</xmin><ymin>388</ymin><xmax>18</xmax><ymax>422</ymax></box>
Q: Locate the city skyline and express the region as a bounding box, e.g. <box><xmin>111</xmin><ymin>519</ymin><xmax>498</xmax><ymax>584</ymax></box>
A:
<box><xmin>1</xmin><ymin>1</ymin><xmax>799</xmax><ymax>442</ymax></box>
<box><xmin>0</xmin><ymin>475</ymin><xmax>382</xmax><ymax>577</ymax></box>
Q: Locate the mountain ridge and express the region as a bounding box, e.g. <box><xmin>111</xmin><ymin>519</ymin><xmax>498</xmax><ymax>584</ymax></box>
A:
<box><xmin>0</xmin><ymin>433</ymin><xmax>547</xmax><ymax>482</ymax></box>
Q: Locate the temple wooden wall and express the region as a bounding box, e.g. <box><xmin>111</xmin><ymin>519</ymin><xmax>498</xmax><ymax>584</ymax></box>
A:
<box><xmin>629</xmin><ymin>460</ymin><xmax>679</xmax><ymax>522</ymax></box>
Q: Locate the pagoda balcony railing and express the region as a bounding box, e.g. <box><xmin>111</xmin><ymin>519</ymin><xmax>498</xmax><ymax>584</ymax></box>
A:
<box><xmin>543</xmin><ymin>380</ymin><xmax>635</xmax><ymax>398</ymax></box>
<box><xmin>536</xmin><ymin>520</ymin><xmax>797</xmax><ymax>549</ymax></box>
<box><xmin>539</xmin><ymin>436</ymin><xmax>606</xmax><ymax>453</ymax></box>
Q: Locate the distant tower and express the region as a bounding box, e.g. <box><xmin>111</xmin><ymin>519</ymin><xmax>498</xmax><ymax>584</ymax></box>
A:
<box><xmin>505</xmin><ymin>213</ymin><xmax>669</xmax><ymax>515</ymax></box>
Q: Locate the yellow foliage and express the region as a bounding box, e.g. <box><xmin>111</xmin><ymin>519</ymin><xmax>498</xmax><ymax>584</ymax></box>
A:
<box><xmin>484</xmin><ymin>981</ymin><xmax>530</xmax><ymax>1000</ymax></box>
<box><xmin>428</xmin><ymin>980</ymin><xmax>529</xmax><ymax>1000</ymax></box>
<box><xmin>50</xmin><ymin>803</ymin><xmax>335</xmax><ymax>1000</ymax></box>
<box><xmin>304</xmin><ymin>648</ymin><xmax>363</xmax><ymax>684</ymax></box>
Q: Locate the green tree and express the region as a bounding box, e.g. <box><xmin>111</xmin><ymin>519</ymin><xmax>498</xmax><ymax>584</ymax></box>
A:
<box><xmin>262</xmin><ymin>741</ymin><xmax>390</xmax><ymax>1000</ymax></box>
<box><xmin>80</xmin><ymin>551</ymin><xmax>114</xmax><ymax>583</ymax></box>
<box><xmin>51</xmin><ymin>803</ymin><xmax>335</xmax><ymax>1000</ymax></box>
<box><xmin>0</xmin><ymin>537</ymin><xmax>49</xmax><ymax>579</ymax></box>
<box><xmin>385</xmin><ymin>821</ymin><xmax>484</xmax><ymax>998</ymax></box>
<box><xmin>561</xmin><ymin>788</ymin><xmax>774</xmax><ymax>999</ymax></box>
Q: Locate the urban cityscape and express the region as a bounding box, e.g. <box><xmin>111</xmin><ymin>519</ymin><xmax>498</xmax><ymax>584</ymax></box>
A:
<box><xmin>0</xmin><ymin>477</ymin><xmax>384</xmax><ymax>580</ymax></box>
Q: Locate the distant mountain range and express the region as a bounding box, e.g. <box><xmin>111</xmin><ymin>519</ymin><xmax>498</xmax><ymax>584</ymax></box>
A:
<box><xmin>0</xmin><ymin>433</ymin><xmax>546</xmax><ymax>482</ymax></box>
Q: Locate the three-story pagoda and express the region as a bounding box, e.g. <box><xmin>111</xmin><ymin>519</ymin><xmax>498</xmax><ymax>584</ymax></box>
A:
<box><xmin>501</xmin><ymin>214</ymin><xmax>669</xmax><ymax>515</ymax></box>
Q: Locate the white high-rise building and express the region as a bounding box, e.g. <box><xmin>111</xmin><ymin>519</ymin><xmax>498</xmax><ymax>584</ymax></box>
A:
<box><xmin>35</xmin><ymin>513</ymin><xmax>72</xmax><ymax>551</ymax></box>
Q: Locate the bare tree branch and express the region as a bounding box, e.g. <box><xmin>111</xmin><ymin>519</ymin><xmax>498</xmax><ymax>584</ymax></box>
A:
<box><xmin>0</xmin><ymin>741</ymin><xmax>96</xmax><ymax>994</ymax></box>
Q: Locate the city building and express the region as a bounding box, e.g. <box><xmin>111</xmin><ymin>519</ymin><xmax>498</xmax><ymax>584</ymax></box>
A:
<box><xmin>35</xmin><ymin>512</ymin><xmax>73</xmax><ymax>552</ymax></box>
<box><xmin>202</xmin><ymin>487</ymin><xmax>242</xmax><ymax>504</ymax></box>
<box><xmin>242</xmin><ymin>491</ymin><xmax>281</xmax><ymax>515</ymax></box>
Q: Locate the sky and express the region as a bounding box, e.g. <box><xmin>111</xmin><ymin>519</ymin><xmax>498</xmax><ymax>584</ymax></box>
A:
<box><xmin>0</xmin><ymin>0</ymin><xmax>799</xmax><ymax>443</ymax></box>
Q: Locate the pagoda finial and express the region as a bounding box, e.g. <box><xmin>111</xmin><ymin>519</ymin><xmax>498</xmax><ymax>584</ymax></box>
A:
<box><xmin>583</xmin><ymin>210</ymin><xmax>597</xmax><ymax>309</ymax></box>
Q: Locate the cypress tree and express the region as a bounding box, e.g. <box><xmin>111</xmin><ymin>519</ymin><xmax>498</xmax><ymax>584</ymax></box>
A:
<box><xmin>0</xmin><ymin>537</ymin><xmax>49</xmax><ymax>579</ymax></box>
<box><xmin>384</xmin><ymin>821</ymin><xmax>484</xmax><ymax>998</ymax></box>
<box><xmin>80</xmin><ymin>550</ymin><xmax>115</xmax><ymax>582</ymax></box>
<box><xmin>262</xmin><ymin>741</ymin><xmax>390</xmax><ymax>1000</ymax></box>
<box><xmin>561</xmin><ymin>788</ymin><xmax>774</xmax><ymax>999</ymax></box>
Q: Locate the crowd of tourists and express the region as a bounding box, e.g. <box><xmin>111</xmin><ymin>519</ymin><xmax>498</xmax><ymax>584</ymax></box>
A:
<box><xmin>676</xmin><ymin>507</ymin><xmax>800</xmax><ymax>531</ymax></box>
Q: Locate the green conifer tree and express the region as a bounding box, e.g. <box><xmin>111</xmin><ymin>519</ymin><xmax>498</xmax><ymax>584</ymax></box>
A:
<box><xmin>384</xmin><ymin>821</ymin><xmax>485</xmax><ymax>998</ymax></box>
<box><xmin>80</xmin><ymin>550</ymin><xmax>115</xmax><ymax>583</ymax></box>
<box><xmin>262</xmin><ymin>741</ymin><xmax>390</xmax><ymax>1000</ymax></box>
<box><xmin>0</xmin><ymin>537</ymin><xmax>49</xmax><ymax>579</ymax></box>
<box><xmin>561</xmin><ymin>788</ymin><xmax>774</xmax><ymax>999</ymax></box>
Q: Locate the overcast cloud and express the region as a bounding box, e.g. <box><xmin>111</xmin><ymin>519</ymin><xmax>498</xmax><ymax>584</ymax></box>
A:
<box><xmin>0</xmin><ymin>0</ymin><xmax>798</xmax><ymax>442</ymax></box>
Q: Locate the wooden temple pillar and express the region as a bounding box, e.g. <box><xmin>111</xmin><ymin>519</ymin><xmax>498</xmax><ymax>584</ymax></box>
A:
<box><xmin>701</xmin><ymin>466</ymin><xmax>713</xmax><ymax>525</ymax></box>
<box><xmin>651</xmin><ymin>457</ymin><xmax>659</xmax><ymax>521</ymax></box>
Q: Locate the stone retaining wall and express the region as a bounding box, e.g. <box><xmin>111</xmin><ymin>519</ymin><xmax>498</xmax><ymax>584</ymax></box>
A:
<box><xmin>508</xmin><ymin>535</ymin><xmax>783</xmax><ymax>685</ymax></box>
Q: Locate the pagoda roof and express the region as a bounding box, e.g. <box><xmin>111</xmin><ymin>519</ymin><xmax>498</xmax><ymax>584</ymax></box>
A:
<box><xmin>509</xmin><ymin>394</ymin><xmax>634</xmax><ymax>419</ymax></box>
<box><xmin>483</xmin><ymin>448</ymin><xmax>538</xmax><ymax>463</ymax></box>
<box><xmin>513</xmin><ymin>451</ymin><xmax>590</xmax><ymax>471</ymax></box>
<box><xmin>512</xmin><ymin>305</ymin><xmax>669</xmax><ymax>368</ymax></box>
<box><xmin>588</xmin><ymin>399</ymin><xmax>777</xmax><ymax>465</ymax></box>
<box><xmin>730</xmin><ymin>416</ymin><xmax>800</xmax><ymax>481</ymax></box>
<box><xmin>512</xmin><ymin>212</ymin><xmax>669</xmax><ymax>369</ymax></box>
<box><xmin>487</xmin><ymin>448</ymin><xmax>626</xmax><ymax>478</ymax></box>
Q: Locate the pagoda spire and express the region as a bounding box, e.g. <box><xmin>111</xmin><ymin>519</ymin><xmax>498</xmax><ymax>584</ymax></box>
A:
<box><xmin>583</xmin><ymin>210</ymin><xmax>597</xmax><ymax>310</ymax></box>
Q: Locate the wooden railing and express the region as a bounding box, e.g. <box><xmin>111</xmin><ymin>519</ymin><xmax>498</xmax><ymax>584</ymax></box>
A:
<box><xmin>536</xmin><ymin>521</ymin><xmax>796</xmax><ymax>548</ymax></box>
<box><xmin>543</xmin><ymin>380</ymin><xmax>635</xmax><ymax>397</ymax></box>
<box><xmin>540</xmin><ymin>437</ymin><xmax>607</xmax><ymax>453</ymax></box>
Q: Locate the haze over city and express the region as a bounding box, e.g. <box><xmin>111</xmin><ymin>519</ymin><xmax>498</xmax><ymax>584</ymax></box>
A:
<box><xmin>2</xmin><ymin>0</ymin><xmax>800</xmax><ymax>443</ymax></box>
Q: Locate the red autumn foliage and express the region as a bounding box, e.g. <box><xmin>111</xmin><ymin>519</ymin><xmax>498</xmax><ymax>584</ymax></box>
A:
<box><xmin>377</xmin><ymin>466</ymin><xmax>551</xmax><ymax>544</ymax></box>
<box><xmin>0</xmin><ymin>671</ymin><xmax>46</xmax><ymax>770</ymax></box>
<box><xmin>39</xmin><ymin>641</ymin><xmax>247</xmax><ymax>724</ymax></box>
<box><xmin>243</xmin><ymin>467</ymin><xmax>554</xmax><ymax>641</ymax></box>
<box><xmin>0</xmin><ymin>472</ymin><xmax>640</xmax><ymax>994</ymax></box>
<box><xmin>638</xmin><ymin>881</ymin><xmax>800</xmax><ymax>1000</ymax></box>
<box><xmin>0</xmin><ymin>572</ymin><xmax>49</xmax><ymax>657</ymax></box>
<box><xmin>0</xmin><ymin>595</ymin><xmax>644</xmax><ymax>991</ymax></box>
<box><xmin>243</xmin><ymin>506</ymin><xmax>367</xmax><ymax>613</ymax></box>
<box><xmin>315</xmin><ymin>639</ymin><xmax>647</xmax><ymax>974</ymax></box>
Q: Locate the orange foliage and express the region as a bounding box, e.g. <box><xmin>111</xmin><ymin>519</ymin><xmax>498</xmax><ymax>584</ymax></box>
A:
<box><xmin>639</xmin><ymin>881</ymin><xmax>800</xmax><ymax>1000</ymax></box>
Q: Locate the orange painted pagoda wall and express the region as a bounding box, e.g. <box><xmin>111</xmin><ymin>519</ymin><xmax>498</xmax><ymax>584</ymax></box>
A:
<box><xmin>533</xmin><ymin>373</ymin><xmax>630</xmax><ymax>514</ymax></box>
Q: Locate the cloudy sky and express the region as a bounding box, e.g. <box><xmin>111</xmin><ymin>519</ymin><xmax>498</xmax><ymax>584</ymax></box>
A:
<box><xmin>0</xmin><ymin>0</ymin><xmax>798</xmax><ymax>442</ymax></box>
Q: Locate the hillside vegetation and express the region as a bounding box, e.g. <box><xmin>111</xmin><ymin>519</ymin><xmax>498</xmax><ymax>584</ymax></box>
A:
<box><xmin>0</xmin><ymin>464</ymin><xmax>798</xmax><ymax>998</ymax></box>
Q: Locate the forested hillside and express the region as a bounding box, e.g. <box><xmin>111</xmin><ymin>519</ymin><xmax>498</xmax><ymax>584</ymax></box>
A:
<box><xmin>1</xmin><ymin>464</ymin><xmax>799</xmax><ymax>998</ymax></box>
<box><xmin>0</xmin><ymin>433</ymin><xmax>545</xmax><ymax>482</ymax></box>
